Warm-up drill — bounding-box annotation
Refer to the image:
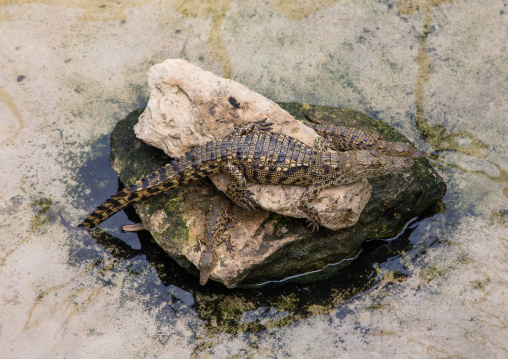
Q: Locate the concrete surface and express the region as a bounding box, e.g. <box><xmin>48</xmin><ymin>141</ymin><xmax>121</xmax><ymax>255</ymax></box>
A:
<box><xmin>1</xmin><ymin>0</ymin><xmax>507</xmax><ymax>357</ymax></box>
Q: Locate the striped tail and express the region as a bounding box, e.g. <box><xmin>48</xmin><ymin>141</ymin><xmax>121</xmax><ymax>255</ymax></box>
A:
<box><xmin>78</xmin><ymin>187</ymin><xmax>138</xmax><ymax>229</ymax></box>
<box><xmin>78</xmin><ymin>158</ymin><xmax>216</xmax><ymax>229</ymax></box>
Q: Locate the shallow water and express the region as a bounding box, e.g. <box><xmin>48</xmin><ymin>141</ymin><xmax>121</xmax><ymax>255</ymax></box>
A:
<box><xmin>1</xmin><ymin>0</ymin><xmax>507</xmax><ymax>357</ymax></box>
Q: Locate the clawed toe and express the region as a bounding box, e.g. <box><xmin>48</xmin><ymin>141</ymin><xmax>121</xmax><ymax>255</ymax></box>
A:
<box><xmin>305</xmin><ymin>219</ymin><xmax>320</xmax><ymax>232</ymax></box>
<box><xmin>246</xmin><ymin>200</ymin><xmax>256</xmax><ymax>212</ymax></box>
<box><xmin>241</xmin><ymin>200</ymin><xmax>257</xmax><ymax>213</ymax></box>
<box><xmin>255</xmin><ymin>118</ymin><xmax>273</xmax><ymax>132</ymax></box>
<box><xmin>235</xmin><ymin>191</ymin><xmax>257</xmax><ymax>212</ymax></box>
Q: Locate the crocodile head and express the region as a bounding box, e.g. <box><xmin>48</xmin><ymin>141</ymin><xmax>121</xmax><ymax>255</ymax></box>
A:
<box><xmin>351</xmin><ymin>150</ymin><xmax>415</xmax><ymax>179</ymax></box>
<box><xmin>378</xmin><ymin>141</ymin><xmax>427</xmax><ymax>158</ymax></box>
<box><xmin>198</xmin><ymin>247</ymin><xmax>217</xmax><ymax>285</ymax></box>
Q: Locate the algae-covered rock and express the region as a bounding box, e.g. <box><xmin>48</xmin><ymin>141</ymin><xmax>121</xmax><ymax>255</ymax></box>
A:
<box><xmin>110</xmin><ymin>105</ymin><xmax>446</xmax><ymax>288</ymax></box>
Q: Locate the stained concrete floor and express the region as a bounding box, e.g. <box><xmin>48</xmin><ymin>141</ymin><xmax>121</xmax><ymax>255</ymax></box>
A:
<box><xmin>1</xmin><ymin>0</ymin><xmax>507</xmax><ymax>357</ymax></box>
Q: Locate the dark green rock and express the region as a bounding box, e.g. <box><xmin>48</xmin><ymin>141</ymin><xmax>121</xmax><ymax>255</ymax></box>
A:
<box><xmin>109</xmin><ymin>104</ymin><xmax>446</xmax><ymax>288</ymax></box>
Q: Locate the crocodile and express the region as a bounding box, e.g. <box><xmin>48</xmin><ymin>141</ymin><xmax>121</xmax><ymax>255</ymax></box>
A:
<box><xmin>78</xmin><ymin>119</ymin><xmax>419</xmax><ymax>231</ymax></box>
<box><xmin>303</xmin><ymin>113</ymin><xmax>427</xmax><ymax>158</ymax></box>
<box><xmin>193</xmin><ymin>196</ymin><xmax>238</xmax><ymax>285</ymax></box>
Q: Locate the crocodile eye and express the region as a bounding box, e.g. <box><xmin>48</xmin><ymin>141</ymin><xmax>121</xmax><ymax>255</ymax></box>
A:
<box><xmin>372</xmin><ymin>157</ymin><xmax>382</xmax><ymax>166</ymax></box>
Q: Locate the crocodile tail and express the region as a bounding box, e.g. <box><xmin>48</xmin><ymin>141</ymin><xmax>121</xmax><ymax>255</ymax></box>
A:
<box><xmin>302</xmin><ymin>113</ymin><xmax>359</xmax><ymax>138</ymax></box>
<box><xmin>78</xmin><ymin>187</ymin><xmax>135</xmax><ymax>229</ymax></box>
<box><xmin>78</xmin><ymin>157</ymin><xmax>216</xmax><ymax>229</ymax></box>
<box><xmin>302</xmin><ymin>114</ymin><xmax>334</xmax><ymax>135</ymax></box>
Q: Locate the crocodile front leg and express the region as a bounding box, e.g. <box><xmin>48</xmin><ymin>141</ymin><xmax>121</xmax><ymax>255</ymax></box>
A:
<box><xmin>217</xmin><ymin>234</ymin><xmax>235</xmax><ymax>252</ymax></box>
<box><xmin>299</xmin><ymin>180</ymin><xmax>334</xmax><ymax>232</ymax></box>
<box><xmin>224</xmin><ymin>118</ymin><xmax>273</xmax><ymax>138</ymax></box>
<box><xmin>193</xmin><ymin>236</ymin><xmax>204</xmax><ymax>252</ymax></box>
<box><xmin>220</xmin><ymin>162</ymin><xmax>257</xmax><ymax>212</ymax></box>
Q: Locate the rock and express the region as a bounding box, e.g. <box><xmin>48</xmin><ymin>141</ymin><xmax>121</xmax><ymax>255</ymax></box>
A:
<box><xmin>110</xmin><ymin>105</ymin><xmax>446</xmax><ymax>288</ymax></box>
<box><xmin>134</xmin><ymin>59</ymin><xmax>318</xmax><ymax>156</ymax></box>
<box><xmin>133</xmin><ymin>59</ymin><xmax>369</xmax><ymax>231</ymax></box>
<box><xmin>210</xmin><ymin>175</ymin><xmax>372</xmax><ymax>229</ymax></box>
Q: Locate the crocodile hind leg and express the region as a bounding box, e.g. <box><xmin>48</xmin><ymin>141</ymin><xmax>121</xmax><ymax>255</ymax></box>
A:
<box><xmin>217</xmin><ymin>234</ymin><xmax>235</xmax><ymax>252</ymax></box>
<box><xmin>220</xmin><ymin>162</ymin><xmax>257</xmax><ymax>212</ymax></box>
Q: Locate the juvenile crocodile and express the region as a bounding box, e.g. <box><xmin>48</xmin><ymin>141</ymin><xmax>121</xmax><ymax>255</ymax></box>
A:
<box><xmin>78</xmin><ymin>119</ymin><xmax>417</xmax><ymax>231</ymax></box>
<box><xmin>193</xmin><ymin>196</ymin><xmax>238</xmax><ymax>285</ymax></box>
<box><xmin>303</xmin><ymin>113</ymin><xmax>427</xmax><ymax>158</ymax></box>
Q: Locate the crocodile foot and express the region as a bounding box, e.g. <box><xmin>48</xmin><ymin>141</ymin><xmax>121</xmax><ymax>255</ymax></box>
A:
<box><xmin>304</xmin><ymin>206</ymin><xmax>321</xmax><ymax>232</ymax></box>
<box><xmin>306</xmin><ymin>218</ymin><xmax>321</xmax><ymax>232</ymax></box>
<box><xmin>231</xmin><ymin>189</ymin><xmax>258</xmax><ymax>213</ymax></box>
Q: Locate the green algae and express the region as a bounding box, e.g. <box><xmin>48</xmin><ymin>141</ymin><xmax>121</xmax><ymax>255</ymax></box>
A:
<box><xmin>29</xmin><ymin>198</ymin><xmax>54</xmax><ymax>233</ymax></box>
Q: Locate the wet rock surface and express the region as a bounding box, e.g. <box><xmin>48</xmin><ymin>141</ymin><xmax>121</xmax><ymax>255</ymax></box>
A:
<box><xmin>110</xmin><ymin>105</ymin><xmax>446</xmax><ymax>288</ymax></box>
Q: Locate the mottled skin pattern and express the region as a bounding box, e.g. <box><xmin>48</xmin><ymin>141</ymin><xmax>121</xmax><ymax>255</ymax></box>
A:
<box><xmin>303</xmin><ymin>113</ymin><xmax>427</xmax><ymax>158</ymax></box>
<box><xmin>78</xmin><ymin>119</ymin><xmax>418</xmax><ymax>231</ymax></box>
<box><xmin>193</xmin><ymin>196</ymin><xmax>237</xmax><ymax>285</ymax></box>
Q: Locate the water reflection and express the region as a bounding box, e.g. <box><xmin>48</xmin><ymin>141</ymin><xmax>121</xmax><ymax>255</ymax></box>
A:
<box><xmin>77</xmin><ymin>198</ymin><xmax>444</xmax><ymax>336</ymax></box>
